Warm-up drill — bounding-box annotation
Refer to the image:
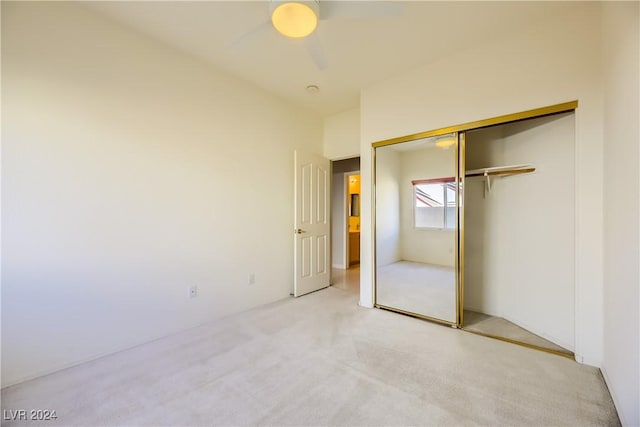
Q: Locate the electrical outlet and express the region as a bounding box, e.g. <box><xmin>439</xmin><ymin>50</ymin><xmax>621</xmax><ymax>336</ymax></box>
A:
<box><xmin>248</xmin><ymin>273</ymin><xmax>255</xmax><ymax>285</ymax></box>
<box><xmin>189</xmin><ymin>286</ymin><xmax>198</xmax><ymax>298</ymax></box>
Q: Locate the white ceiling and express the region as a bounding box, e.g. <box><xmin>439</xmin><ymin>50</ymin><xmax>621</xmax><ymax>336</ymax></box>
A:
<box><xmin>84</xmin><ymin>1</ymin><xmax>580</xmax><ymax>117</ymax></box>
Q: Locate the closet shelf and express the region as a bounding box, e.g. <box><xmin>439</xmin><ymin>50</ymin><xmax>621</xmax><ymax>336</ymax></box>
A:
<box><xmin>465</xmin><ymin>164</ymin><xmax>535</xmax><ymax>193</ymax></box>
<box><xmin>465</xmin><ymin>164</ymin><xmax>535</xmax><ymax>178</ymax></box>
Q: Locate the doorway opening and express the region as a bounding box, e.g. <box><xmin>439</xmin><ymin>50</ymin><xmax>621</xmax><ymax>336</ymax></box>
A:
<box><xmin>331</xmin><ymin>157</ymin><xmax>361</xmax><ymax>294</ymax></box>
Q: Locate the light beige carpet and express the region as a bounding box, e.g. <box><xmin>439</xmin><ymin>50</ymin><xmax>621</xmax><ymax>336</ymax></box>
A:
<box><xmin>1</xmin><ymin>286</ymin><xmax>619</xmax><ymax>426</ymax></box>
<box><xmin>463</xmin><ymin>310</ymin><xmax>573</xmax><ymax>356</ymax></box>
<box><xmin>376</xmin><ymin>261</ymin><xmax>456</xmax><ymax>323</ymax></box>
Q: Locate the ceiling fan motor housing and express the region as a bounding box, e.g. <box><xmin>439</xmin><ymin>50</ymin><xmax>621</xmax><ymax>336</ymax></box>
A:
<box><xmin>270</xmin><ymin>0</ymin><xmax>320</xmax><ymax>16</ymax></box>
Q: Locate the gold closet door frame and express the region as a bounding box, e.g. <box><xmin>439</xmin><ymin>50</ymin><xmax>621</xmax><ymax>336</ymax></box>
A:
<box><xmin>372</xmin><ymin>101</ymin><xmax>578</xmax><ymax>149</ymax></box>
<box><xmin>457</xmin><ymin>132</ymin><xmax>465</xmax><ymax>327</ymax></box>
<box><xmin>371</xmin><ymin>100</ymin><xmax>578</xmax><ymax>330</ymax></box>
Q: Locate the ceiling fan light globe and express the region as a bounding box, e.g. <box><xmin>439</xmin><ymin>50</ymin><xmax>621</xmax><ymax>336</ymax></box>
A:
<box><xmin>272</xmin><ymin>2</ymin><xmax>318</xmax><ymax>38</ymax></box>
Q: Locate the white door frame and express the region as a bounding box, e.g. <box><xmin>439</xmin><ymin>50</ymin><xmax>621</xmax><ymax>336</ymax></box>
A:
<box><xmin>343</xmin><ymin>172</ymin><xmax>351</xmax><ymax>269</ymax></box>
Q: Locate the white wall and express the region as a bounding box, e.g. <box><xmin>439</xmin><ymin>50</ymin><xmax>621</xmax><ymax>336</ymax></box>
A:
<box><xmin>374</xmin><ymin>149</ymin><xmax>401</xmax><ymax>267</ymax></box>
<box><xmin>360</xmin><ymin>3</ymin><xmax>604</xmax><ymax>366</ymax></box>
<box><xmin>601</xmin><ymin>2</ymin><xmax>640</xmax><ymax>426</ymax></box>
<box><xmin>324</xmin><ymin>108</ymin><xmax>360</xmax><ymax>160</ymax></box>
<box><xmin>398</xmin><ymin>147</ymin><xmax>456</xmax><ymax>267</ymax></box>
<box><xmin>1</xmin><ymin>2</ymin><xmax>323</xmax><ymax>387</ymax></box>
<box><xmin>464</xmin><ymin>113</ymin><xmax>576</xmax><ymax>351</ymax></box>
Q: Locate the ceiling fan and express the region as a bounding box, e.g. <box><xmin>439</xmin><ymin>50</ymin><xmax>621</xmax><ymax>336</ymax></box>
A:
<box><xmin>230</xmin><ymin>0</ymin><xmax>404</xmax><ymax>70</ymax></box>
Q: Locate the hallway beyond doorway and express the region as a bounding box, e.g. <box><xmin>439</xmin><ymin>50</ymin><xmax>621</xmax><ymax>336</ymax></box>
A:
<box><xmin>331</xmin><ymin>266</ymin><xmax>360</xmax><ymax>294</ymax></box>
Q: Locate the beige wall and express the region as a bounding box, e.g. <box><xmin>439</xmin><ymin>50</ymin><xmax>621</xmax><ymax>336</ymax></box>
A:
<box><xmin>1</xmin><ymin>2</ymin><xmax>323</xmax><ymax>387</ymax></box>
<box><xmin>323</xmin><ymin>108</ymin><xmax>360</xmax><ymax>160</ymax></box>
<box><xmin>601</xmin><ymin>2</ymin><xmax>640</xmax><ymax>426</ymax></box>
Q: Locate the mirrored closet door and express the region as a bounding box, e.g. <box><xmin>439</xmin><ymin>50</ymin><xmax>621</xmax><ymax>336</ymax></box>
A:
<box><xmin>372</xmin><ymin>101</ymin><xmax>577</xmax><ymax>357</ymax></box>
<box><xmin>374</xmin><ymin>132</ymin><xmax>461</xmax><ymax>325</ymax></box>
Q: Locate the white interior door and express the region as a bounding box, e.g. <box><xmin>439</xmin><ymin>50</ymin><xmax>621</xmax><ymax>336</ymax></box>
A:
<box><xmin>294</xmin><ymin>150</ymin><xmax>330</xmax><ymax>297</ymax></box>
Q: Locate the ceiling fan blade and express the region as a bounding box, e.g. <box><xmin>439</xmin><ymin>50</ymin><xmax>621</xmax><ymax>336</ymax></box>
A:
<box><xmin>305</xmin><ymin>32</ymin><xmax>327</xmax><ymax>70</ymax></box>
<box><xmin>227</xmin><ymin>19</ymin><xmax>272</xmax><ymax>50</ymax></box>
<box><xmin>320</xmin><ymin>1</ymin><xmax>405</xmax><ymax>20</ymax></box>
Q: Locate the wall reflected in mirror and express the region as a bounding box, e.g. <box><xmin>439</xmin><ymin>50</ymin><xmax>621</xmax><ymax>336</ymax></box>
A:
<box><xmin>375</xmin><ymin>133</ymin><xmax>458</xmax><ymax>323</ymax></box>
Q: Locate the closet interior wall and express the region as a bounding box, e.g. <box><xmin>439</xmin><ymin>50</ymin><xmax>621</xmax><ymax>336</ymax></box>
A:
<box><xmin>464</xmin><ymin>112</ymin><xmax>576</xmax><ymax>351</ymax></box>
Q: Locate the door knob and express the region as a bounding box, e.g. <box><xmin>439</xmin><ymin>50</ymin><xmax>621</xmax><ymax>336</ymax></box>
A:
<box><xmin>295</xmin><ymin>228</ymin><xmax>306</xmax><ymax>234</ymax></box>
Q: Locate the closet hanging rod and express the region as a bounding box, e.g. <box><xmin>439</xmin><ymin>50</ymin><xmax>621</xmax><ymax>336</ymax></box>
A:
<box><xmin>465</xmin><ymin>165</ymin><xmax>535</xmax><ymax>178</ymax></box>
